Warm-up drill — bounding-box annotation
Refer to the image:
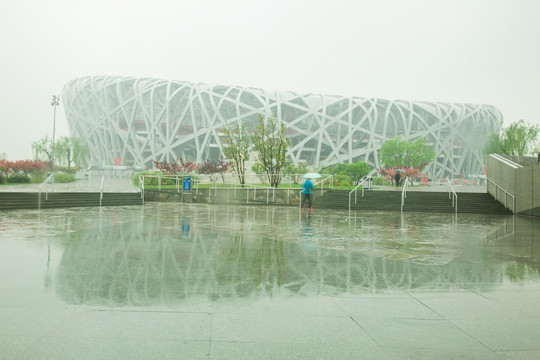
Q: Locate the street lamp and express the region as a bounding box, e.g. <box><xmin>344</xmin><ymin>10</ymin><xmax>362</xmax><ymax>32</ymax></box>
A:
<box><xmin>51</xmin><ymin>95</ymin><xmax>60</xmax><ymax>169</ymax></box>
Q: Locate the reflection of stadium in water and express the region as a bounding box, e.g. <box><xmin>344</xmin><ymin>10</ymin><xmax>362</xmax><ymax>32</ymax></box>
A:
<box><xmin>54</xmin><ymin>204</ymin><xmax>539</xmax><ymax>306</ymax></box>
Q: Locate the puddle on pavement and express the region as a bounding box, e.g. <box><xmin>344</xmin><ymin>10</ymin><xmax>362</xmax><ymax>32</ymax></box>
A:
<box><xmin>0</xmin><ymin>203</ymin><xmax>538</xmax><ymax>306</ymax></box>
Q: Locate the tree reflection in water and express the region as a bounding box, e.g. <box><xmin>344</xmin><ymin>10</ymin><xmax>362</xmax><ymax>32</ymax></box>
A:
<box><xmin>47</xmin><ymin>203</ymin><xmax>539</xmax><ymax>306</ymax></box>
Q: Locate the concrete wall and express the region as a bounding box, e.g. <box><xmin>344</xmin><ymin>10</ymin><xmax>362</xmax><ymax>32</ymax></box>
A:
<box><xmin>487</xmin><ymin>154</ymin><xmax>540</xmax><ymax>215</ymax></box>
<box><xmin>527</xmin><ymin>165</ymin><xmax>540</xmax><ymax>216</ymax></box>
<box><xmin>505</xmin><ymin>155</ymin><xmax>539</xmax><ymax>167</ymax></box>
<box><xmin>487</xmin><ymin>155</ymin><xmax>517</xmax><ymax>212</ymax></box>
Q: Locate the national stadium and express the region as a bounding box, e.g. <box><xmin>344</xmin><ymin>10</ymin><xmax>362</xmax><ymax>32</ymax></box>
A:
<box><xmin>62</xmin><ymin>75</ymin><xmax>502</xmax><ymax>179</ymax></box>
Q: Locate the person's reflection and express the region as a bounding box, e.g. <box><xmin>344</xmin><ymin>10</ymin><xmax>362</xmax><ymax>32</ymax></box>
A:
<box><xmin>301</xmin><ymin>212</ymin><xmax>316</xmax><ymax>250</ymax></box>
<box><xmin>181</xmin><ymin>216</ymin><xmax>190</xmax><ymax>234</ymax></box>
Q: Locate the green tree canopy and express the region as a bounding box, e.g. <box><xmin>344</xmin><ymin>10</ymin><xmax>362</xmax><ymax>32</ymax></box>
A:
<box><xmin>222</xmin><ymin>122</ymin><xmax>250</xmax><ymax>186</ymax></box>
<box><xmin>32</xmin><ymin>136</ymin><xmax>88</xmax><ymax>168</ymax></box>
<box><xmin>380</xmin><ymin>136</ymin><xmax>435</xmax><ymax>169</ymax></box>
<box><xmin>344</xmin><ymin>161</ymin><xmax>370</xmax><ymax>184</ymax></box>
<box><xmin>484</xmin><ymin>119</ymin><xmax>539</xmax><ymax>157</ymax></box>
<box><xmin>32</xmin><ymin>135</ymin><xmax>54</xmax><ymax>165</ymax></box>
<box><xmin>251</xmin><ymin>114</ymin><xmax>291</xmax><ymax>187</ymax></box>
<box><xmin>483</xmin><ymin>133</ymin><xmax>502</xmax><ymax>159</ymax></box>
<box><xmin>325</xmin><ymin>161</ymin><xmax>370</xmax><ymax>185</ymax></box>
<box><xmin>55</xmin><ymin>136</ymin><xmax>89</xmax><ymax>168</ymax></box>
<box><xmin>283</xmin><ymin>162</ymin><xmax>308</xmax><ymax>184</ymax></box>
<box><xmin>328</xmin><ymin>163</ymin><xmax>348</xmax><ymax>176</ymax></box>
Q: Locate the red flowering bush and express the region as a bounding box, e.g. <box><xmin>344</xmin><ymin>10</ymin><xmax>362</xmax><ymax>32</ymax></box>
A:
<box><xmin>0</xmin><ymin>159</ymin><xmax>49</xmax><ymax>183</ymax></box>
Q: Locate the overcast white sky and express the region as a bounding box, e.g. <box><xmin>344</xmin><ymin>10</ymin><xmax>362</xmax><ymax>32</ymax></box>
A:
<box><xmin>1</xmin><ymin>0</ymin><xmax>539</xmax><ymax>160</ymax></box>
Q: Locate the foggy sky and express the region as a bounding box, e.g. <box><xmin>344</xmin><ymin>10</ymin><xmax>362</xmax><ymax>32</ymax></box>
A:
<box><xmin>1</xmin><ymin>0</ymin><xmax>539</xmax><ymax>160</ymax></box>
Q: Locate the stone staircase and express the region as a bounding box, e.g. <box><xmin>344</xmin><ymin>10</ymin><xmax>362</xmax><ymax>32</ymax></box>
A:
<box><xmin>2</xmin><ymin>187</ymin><xmax>511</xmax><ymax>215</ymax></box>
<box><xmin>0</xmin><ymin>192</ymin><xmax>142</xmax><ymax>210</ymax></box>
<box><xmin>314</xmin><ymin>189</ymin><xmax>513</xmax><ymax>215</ymax></box>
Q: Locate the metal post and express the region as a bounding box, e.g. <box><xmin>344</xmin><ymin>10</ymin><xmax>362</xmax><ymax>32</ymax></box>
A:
<box><xmin>51</xmin><ymin>95</ymin><xmax>60</xmax><ymax>169</ymax></box>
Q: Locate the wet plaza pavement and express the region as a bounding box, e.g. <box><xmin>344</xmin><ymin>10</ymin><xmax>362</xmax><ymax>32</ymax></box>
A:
<box><xmin>0</xmin><ymin>202</ymin><xmax>539</xmax><ymax>359</ymax></box>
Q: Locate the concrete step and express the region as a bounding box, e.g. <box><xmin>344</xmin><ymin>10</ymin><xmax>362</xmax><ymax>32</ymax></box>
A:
<box><xmin>314</xmin><ymin>190</ymin><xmax>512</xmax><ymax>214</ymax></box>
<box><xmin>0</xmin><ymin>192</ymin><xmax>142</xmax><ymax>210</ymax></box>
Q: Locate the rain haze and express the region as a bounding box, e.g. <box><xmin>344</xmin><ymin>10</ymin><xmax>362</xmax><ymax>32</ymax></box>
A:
<box><xmin>1</xmin><ymin>0</ymin><xmax>539</xmax><ymax>161</ymax></box>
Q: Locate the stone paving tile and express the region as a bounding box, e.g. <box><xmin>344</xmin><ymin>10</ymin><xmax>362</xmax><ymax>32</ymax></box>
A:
<box><xmin>0</xmin><ymin>309</ymin><xmax>73</xmax><ymax>337</ymax></box>
<box><xmin>211</xmin><ymin>312</ymin><xmax>376</xmax><ymax>347</ymax></box>
<box><xmin>210</xmin><ymin>340</ymin><xmax>392</xmax><ymax>360</ymax></box>
<box><xmin>355</xmin><ymin>317</ymin><xmax>488</xmax><ymax>351</ymax></box>
<box><xmin>451</xmin><ymin>317</ymin><xmax>540</xmax><ymax>352</ymax></box>
<box><xmin>18</xmin><ymin>337</ymin><xmax>210</xmax><ymax>360</ymax></box>
<box><xmin>0</xmin><ymin>336</ymin><xmax>39</xmax><ymax>360</ymax></box>
<box><xmin>408</xmin><ymin>291</ymin><xmax>525</xmax><ymax>320</ymax></box>
<box><xmin>333</xmin><ymin>296</ymin><xmax>442</xmax><ymax>320</ymax></box>
<box><xmin>43</xmin><ymin>310</ymin><xmax>212</xmax><ymax>341</ymax></box>
<box><xmin>495</xmin><ymin>350</ymin><xmax>540</xmax><ymax>360</ymax></box>
<box><xmin>384</xmin><ymin>348</ymin><xmax>503</xmax><ymax>360</ymax></box>
<box><xmin>212</xmin><ymin>295</ymin><xmax>348</xmax><ymax>317</ymax></box>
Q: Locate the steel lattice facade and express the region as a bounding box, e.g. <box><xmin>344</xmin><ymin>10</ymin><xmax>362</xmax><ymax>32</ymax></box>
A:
<box><xmin>62</xmin><ymin>75</ymin><xmax>502</xmax><ymax>178</ymax></box>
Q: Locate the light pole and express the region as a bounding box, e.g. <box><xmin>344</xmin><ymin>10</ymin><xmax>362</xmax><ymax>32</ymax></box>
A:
<box><xmin>51</xmin><ymin>95</ymin><xmax>60</xmax><ymax>169</ymax></box>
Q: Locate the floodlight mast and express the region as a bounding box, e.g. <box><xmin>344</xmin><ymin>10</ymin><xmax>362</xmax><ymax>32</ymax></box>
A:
<box><xmin>51</xmin><ymin>95</ymin><xmax>60</xmax><ymax>169</ymax></box>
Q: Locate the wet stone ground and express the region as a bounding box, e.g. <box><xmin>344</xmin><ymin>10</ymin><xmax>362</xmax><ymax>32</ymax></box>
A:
<box><xmin>0</xmin><ymin>203</ymin><xmax>539</xmax><ymax>359</ymax></box>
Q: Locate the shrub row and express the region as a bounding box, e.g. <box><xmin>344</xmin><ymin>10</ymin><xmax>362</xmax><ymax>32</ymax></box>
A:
<box><xmin>0</xmin><ymin>172</ymin><xmax>77</xmax><ymax>185</ymax></box>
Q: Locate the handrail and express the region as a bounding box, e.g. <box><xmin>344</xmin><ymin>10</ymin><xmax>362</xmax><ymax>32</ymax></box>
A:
<box><xmin>446</xmin><ymin>179</ymin><xmax>458</xmax><ymax>215</ymax></box>
<box><xmin>138</xmin><ymin>175</ymin><xmax>143</xmax><ymax>201</ymax></box>
<box><xmin>38</xmin><ymin>173</ymin><xmax>55</xmax><ymax>210</ymax></box>
<box><xmin>400</xmin><ymin>178</ymin><xmax>409</xmax><ymax>212</ymax></box>
<box><xmin>313</xmin><ymin>175</ymin><xmax>333</xmax><ymax>194</ymax></box>
<box><xmin>139</xmin><ymin>174</ymin><xmax>199</xmax><ymax>192</ymax></box>
<box><xmin>99</xmin><ymin>176</ymin><xmax>104</xmax><ymax>207</ymax></box>
<box><xmin>138</xmin><ymin>173</ymin><xmax>334</xmax><ymax>206</ymax></box>
<box><xmin>487</xmin><ymin>178</ymin><xmax>515</xmax><ymax>214</ymax></box>
<box><xmin>348</xmin><ymin>177</ymin><xmax>368</xmax><ymax>215</ymax></box>
<box><xmin>138</xmin><ymin>173</ymin><xmax>333</xmax><ymax>191</ymax></box>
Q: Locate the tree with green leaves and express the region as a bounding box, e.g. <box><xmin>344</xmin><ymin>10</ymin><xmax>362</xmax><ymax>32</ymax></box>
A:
<box><xmin>327</xmin><ymin>163</ymin><xmax>348</xmax><ymax>176</ymax></box>
<box><xmin>222</xmin><ymin>122</ymin><xmax>251</xmax><ymax>187</ymax></box>
<box><xmin>344</xmin><ymin>161</ymin><xmax>370</xmax><ymax>184</ymax></box>
<box><xmin>283</xmin><ymin>162</ymin><xmax>309</xmax><ymax>184</ymax></box>
<box><xmin>483</xmin><ymin>133</ymin><xmax>502</xmax><ymax>159</ymax></box>
<box><xmin>32</xmin><ymin>135</ymin><xmax>89</xmax><ymax>168</ymax></box>
<box><xmin>325</xmin><ymin>161</ymin><xmax>369</xmax><ymax>185</ymax></box>
<box><xmin>32</xmin><ymin>135</ymin><xmax>54</xmax><ymax>165</ymax></box>
<box><xmin>380</xmin><ymin>136</ymin><xmax>435</xmax><ymax>169</ymax></box>
<box><xmin>251</xmin><ymin>114</ymin><xmax>291</xmax><ymax>187</ymax></box>
<box><xmin>484</xmin><ymin>119</ymin><xmax>539</xmax><ymax>157</ymax></box>
<box><xmin>55</xmin><ymin>136</ymin><xmax>89</xmax><ymax>168</ymax></box>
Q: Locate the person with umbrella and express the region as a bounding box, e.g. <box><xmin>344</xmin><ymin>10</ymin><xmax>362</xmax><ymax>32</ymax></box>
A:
<box><xmin>394</xmin><ymin>169</ymin><xmax>405</xmax><ymax>187</ymax></box>
<box><xmin>302</xmin><ymin>173</ymin><xmax>320</xmax><ymax>212</ymax></box>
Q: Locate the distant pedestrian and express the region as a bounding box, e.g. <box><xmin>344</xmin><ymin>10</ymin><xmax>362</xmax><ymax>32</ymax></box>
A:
<box><xmin>538</xmin><ymin>152</ymin><xmax>540</xmax><ymax>164</ymax></box>
<box><xmin>394</xmin><ymin>172</ymin><xmax>401</xmax><ymax>187</ymax></box>
<box><xmin>301</xmin><ymin>179</ymin><xmax>314</xmax><ymax>212</ymax></box>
